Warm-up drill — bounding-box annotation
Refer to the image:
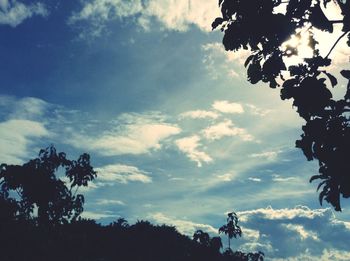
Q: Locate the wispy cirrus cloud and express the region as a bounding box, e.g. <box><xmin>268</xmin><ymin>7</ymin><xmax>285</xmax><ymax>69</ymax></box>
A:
<box><xmin>0</xmin><ymin>96</ymin><xmax>50</xmax><ymax>120</ymax></box>
<box><xmin>68</xmin><ymin>112</ymin><xmax>181</xmax><ymax>156</ymax></box>
<box><xmin>96</xmin><ymin>164</ymin><xmax>152</xmax><ymax>184</ymax></box>
<box><xmin>0</xmin><ymin>96</ymin><xmax>51</xmax><ymax>164</ymax></box>
<box><xmin>69</xmin><ymin>0</ymin><xmax>220</xmax><ymax>36</ymax></box>
<box><xmin>81</xmin><ymin>210</ymin><xmax>117</xmax><ymax>220</ymax></box>
<box><xmin>179</xmin><ymin>110</ymin><xmax>219</xmax><ymax>120</ymax></box>
<box><xmin>95</xmin><ymin>199</ymin><xmax>126</xmax><ymax>206</ymax></box>
<box><xmin>271</xmin><ymin>174</ymin><xmax>298</xmax><ymax>183</ymax></box>
<box><xmin>0</xmin><ymin>0</ymin><xmax>48</xmax><ymax>27</ymax></box>
<box><xmin>245</xmin><ymin>104</ymin><xmax>271</xmax><ymax>117</ymax></box>
<box><xmin>149</xmin><ymin>212</ymin><xmax>218</xmax><ymax>236</ymax></box>
<box><xmin>0</xmin><ymin>119</ymin><xmax>50</xmax><ymax>164</ymax></box>
<box><xmin>202</xmin><ymin>43</ymin><xmax>250</xmax><ymax>79</ymax></box>
<box><xmin>250</xmin><ymin>150</ymin><xmax>282</xmax><ymax>161</ymax></box>
<box><xmin>215</xmin><ymin>172</ymin><xmax>237</xmax><ymax>182</ymax></box>
<box><xmin>175</xmin><ymin>135</ymin><xmax>212</xmax><ymax>167</ymax></box>
<box><xmin>248</xmin><ymin>177</ymin><xmax>262</xmax><ymax>182</ymax></box>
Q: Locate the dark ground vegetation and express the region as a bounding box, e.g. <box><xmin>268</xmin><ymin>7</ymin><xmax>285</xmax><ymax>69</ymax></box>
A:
<box><xmin>0</xmin><ymin>146</ymin><xmax>263</xmax><ymax>261</ymax></box>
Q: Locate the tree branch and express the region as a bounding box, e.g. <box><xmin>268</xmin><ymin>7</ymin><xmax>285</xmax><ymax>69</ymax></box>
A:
<box><xmin>329</xmin><ymin>20</ymin><xmax>344</xmax><ymax>24</ymax></box>
<box><xmin>325</xmin><ymin>30</ymin><xmax>350</xmax><ymax>59</ymax></box>
<box><xmin>73</xmin><ymin>186</ymin><xmax>79</xmax><ymax>197</ymax></box>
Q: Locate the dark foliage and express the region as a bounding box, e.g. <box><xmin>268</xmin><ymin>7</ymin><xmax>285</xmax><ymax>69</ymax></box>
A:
<box><xmin>213</xmin><ymin>0</ymin><xmax>350</xmax><ymax>211</ymax></box>
<box><xmin>0</xmin><ymin>147</ymin><xmax>264</xmax><ymax>261</ymax></box>
<box><xmin>0</xmin><ymin>145</ymin><xmax>96</xmax><ymax>225</ymax></box>
<box><xmin>0</xmin><ymin>217</ymin><xmax>264</xmax><ymax>261</ymax></box>
<box><xmin>219</xmin><ymin>212</ymin><xmax>242</xmax><ymax>250</ymax></box>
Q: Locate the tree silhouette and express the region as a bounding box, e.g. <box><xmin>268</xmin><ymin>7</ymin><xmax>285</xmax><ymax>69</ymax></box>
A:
<box><xmin>0</xmin><ymin>145</ymin><xmax>96</xmax><ymax>225</ymax></box>
<box><xmin>219</xmin><ymin>211</ymin><xmax>242</xmax><ymax>250</ymax></box>
<box><xmin>193</xmin><ymin>229</ymin><xmax>211</xmax><ymax>247</ymax></box>
<box><xmin>213</xmin><ymin>0</ymin><xmax>350</xmax><ymax>211</ymax></box>
<box><xmin>0</xmin><ymin>146</ymin><xmax>265</xmax><ymax>261</ymax></box>
<box><xmin>210</xmin><ymin>236</ymin><xmax>224</xmax><ymax>252</ymax></box>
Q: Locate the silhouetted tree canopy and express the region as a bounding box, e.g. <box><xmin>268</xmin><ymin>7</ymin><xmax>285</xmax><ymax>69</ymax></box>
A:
<box><xmin>213</xmin><ymin>0</ymin><xmax>350</xmax><ymax>211</ymax></box>
<box><xmin>0</xmin><ymin>145</ymin><xmax>96</xmax><ymax>225</ymax></box>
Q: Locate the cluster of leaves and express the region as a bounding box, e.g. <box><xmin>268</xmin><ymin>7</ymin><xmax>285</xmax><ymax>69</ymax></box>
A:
<box><xmin>0</xmin><ymin>145</ymin><xmax>96</xmax><ymax>225</ymax></box>
<box><xmin>219</xmin><ymin>211</ymin><xmax>242</xmax><ymax>250</ymax></box>
<box><xmin>213</xmin><ymin>0</ymin><xmax>350</xmax><ymax>211</ymax></box>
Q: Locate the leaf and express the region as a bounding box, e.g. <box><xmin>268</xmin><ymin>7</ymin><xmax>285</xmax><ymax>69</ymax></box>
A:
<box><xmin>247</xmin><ymin>62</ymin><xmax>262</xmax><ymax>84</ymax></box>
<box><xmin>340</xmin><ymin>70</ymin><xmax>350</xmax><ymax>79</ymax></box>
<box><xmin>319</xmin><ymin>190</ymin><xmax>327</xmax><ymax>205</ymax></box>
<box><xmin>309</xmin><ymin>175</ymin><xmax>323</xmax><ymax>183</ymax></box>
<box><xmin>212</xmin><ymin>17</ymin><xmax>224</xmax><ymax>30</ymax></box>
<box><xmin>322</xmin><ymin>71</ymin><xmax>338</xmax><ymax>87</ymax></box>
<box><xmin>317</xmin><ymin>180</ymin><xmax>328</xmax><ymax>191</ymax></box>
<box><xmin>309</xmin><ymin>3</ymin><xmax>333</xmax><ymax>32</ymax></box>
<box><xmin>244</xmin><ymin>55</ymin><xmax>254</xmax><ymax>68</ymax></box>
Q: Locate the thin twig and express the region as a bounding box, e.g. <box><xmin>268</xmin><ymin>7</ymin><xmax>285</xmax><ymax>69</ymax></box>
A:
<box><xmin>325</xmin><ymin>30</ymin><xmax>349</xmax><ymax>59</ymax></box>
<box><xmin>73</xmin><ymin>186</ymin><xmax>79</xmax><ymax>197</ymax></box>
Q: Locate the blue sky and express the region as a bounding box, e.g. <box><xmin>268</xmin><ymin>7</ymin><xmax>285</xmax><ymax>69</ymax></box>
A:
<box><xmin>1</xmin><ymin>0</ymin><xmax>350</xmax><ymax>259</ymax></box>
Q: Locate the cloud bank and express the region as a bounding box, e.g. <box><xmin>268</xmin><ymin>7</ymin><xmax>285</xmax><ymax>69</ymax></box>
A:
<box><xmin>0</xmin><ymin>0</ymin><xmax>48</xmax><ymax>27</ymax></box>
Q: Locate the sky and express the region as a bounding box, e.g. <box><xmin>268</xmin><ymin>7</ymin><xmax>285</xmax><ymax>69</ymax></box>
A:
<box><xmin>1</xmin><ymin>0</ymin><xmax>350</xmax><ymax>260</ymax></box>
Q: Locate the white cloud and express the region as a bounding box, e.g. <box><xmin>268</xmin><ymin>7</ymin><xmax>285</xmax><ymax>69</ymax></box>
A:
<box><xmin>202</xmin><ymin>120</ymin><xmax>254</xmax><ymax>141</ymax></box>
<box><xmin>216</xmin><ymin>172</ymin><xmax>236</xmax><ymax>182</ymax></box>
<box><xmin>250</xmin><ymin>150</ymin><xmax>281</xmax><ymax>161</ymax></box>
<box><xmin>271</xmin><ymin>174</ymin><xmax>297</xmax><ymax>182</ymax></box>
<box><xmin>68</xmin><ymin>112</ymin><xmax>181</xmax><ymax>156</ymax></box>
<box><xmin>95</xmin><ymin>199</ymin><xmax>125</xmax><ymax>206</ymax></box>
<box><xmin>142</xmin><ymin>0</ymin><xmax>220</xmax><ymax>32</ymax></box>
<box><xmin>212</xmin><ymin>100</ymin><xmax>244</xmax><ymax>114</ymax></box>
<box><xmin>0</xmin><ymin>0</ymin><xmax>48</xmax><ymax>27</ymax></box>
<box><xmin>238</xmin><ymin>206</ymin><xmax>326</xmax><ymax>221</ymax></box>
<box><xmin>228</xmin><ymin>70</ymin><xmax>239</xmax><ymax>78</ymax></box>
<box><xmin>81</xmin><ymin>211</ymin><xmax>116</xmax><ymax>220</ymax></box>
<box><xmin>95</xmin><ymin>164</ymin><xmax>152</xmax><ymax>184</ymax></box>
<box><xmin>69</xmin><ymin>0</ymin><xmax>142</xmax><ymax>22</ymax></box>
<box><xmin>283</xmin><ymin>224</ymin><xmax>319</xmax><ymax>241</ymax></box>
<box><xmin>149</xmin><ymin>212</ymin><xmax>217</xmax><ymax>236</ymax></box>
<box><xmin>175</xmin><ymin>135</ymin><xmax>212</xmax><ymax>167</ymax></box>
<box><xmin>70</xmin><ymin>0</ymin><xmax>220</xmax><ymax>33</ymax></box>
<box><xmin>274</xmin><ymin>249</ymin><xmax>350</xmax><ymax>261</ymax></box>
<box><xmin>0</xmin><ymin>119</ymin><xmax>50</xmax><ymax>164</ymax></box>
<box><xmin>69</xmin><ymin>0</ymin><xmax>143</xmax><ymax>37</ymax></box>
<box><xmin>9</xmin><ymin>97</ymin><xmax>49</xmax><ymax>119</ymax></box>
<box><xmin>234</xmin><ymin>206</ymin><xmax>350</xmax><ymax>259</ymax></box>
<box><xmin>245</xmin><ymin>104</ymin><xmax>271</xmax><ymax>117</ymax></box>
<box><xmin>179</xmin><ymin>110</ymin><xmax>219</xmax><ymax>120</ymax></box>
<box><xmin>248</xmin><ymin>177</ymin><xmax>262</xmax><ymax>182</ymax></box>
<box><xmin>202</xmin><ymin>43</ymin><xmax>251</xmax><ymax>65</ymax></box>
